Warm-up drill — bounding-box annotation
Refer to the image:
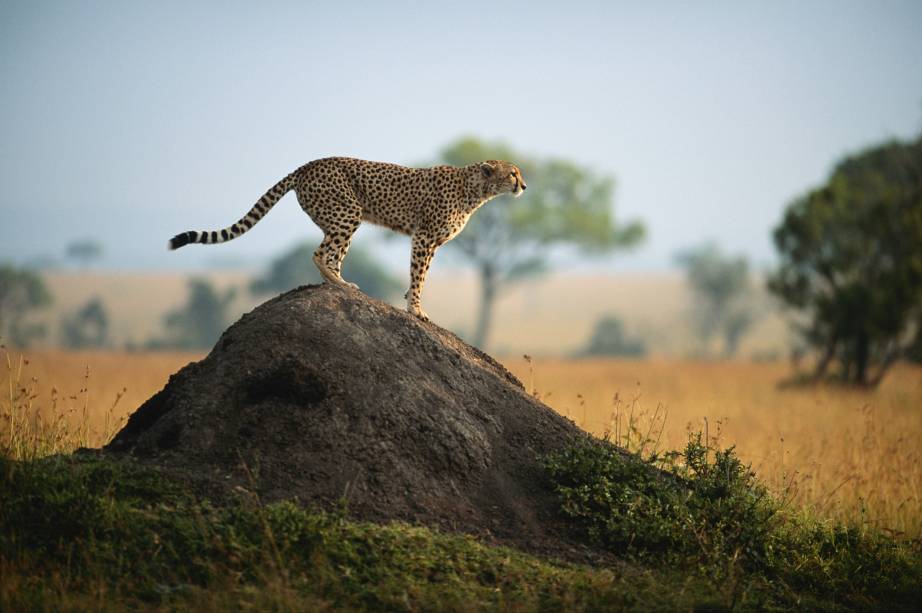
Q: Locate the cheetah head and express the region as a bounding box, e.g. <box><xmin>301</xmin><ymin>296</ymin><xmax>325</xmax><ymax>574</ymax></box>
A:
<box><xmin>479</xmin><ymin>160</ymin><xmax>527</xmax><ymax>198</ymax></box>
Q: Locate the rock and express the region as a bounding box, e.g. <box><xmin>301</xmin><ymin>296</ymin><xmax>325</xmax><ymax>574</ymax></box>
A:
<box><xmin>106</xmin><ymin>284</ymin><xmax>602</xmax><ymax>560</ymax></box>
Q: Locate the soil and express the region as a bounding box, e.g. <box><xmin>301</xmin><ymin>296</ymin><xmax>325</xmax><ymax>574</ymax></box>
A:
<box><xmin>106</xmin><ymin>284</ymin><xmax>617</xmax><ymax>563</ymax></box>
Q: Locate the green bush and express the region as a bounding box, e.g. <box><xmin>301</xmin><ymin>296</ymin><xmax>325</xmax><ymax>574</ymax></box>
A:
<box><xmin>543</xmin><ymin>434</ymin><xmax>774</xmax><ymax>567</ymax></box>
<box><xmin>543</xmin><ymin>434</ymin><xmax>922</xmax><ymax>609</ymax></box>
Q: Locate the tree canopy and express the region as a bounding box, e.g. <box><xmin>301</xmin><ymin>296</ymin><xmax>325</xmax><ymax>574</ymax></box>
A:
<box><xmin>578</xmin><ymin>315</ymin><xmax>647</xmax><ymax>358</ymax></box>
<box><xmin>676</xmin><ymin>243</ymin><xmax>756</xmax><ymax>358</ymax></box>
<box><xmin>156</xmin><ymin>279</ymin><xmax>237</xmax><ymax>350</ymax></box>
<box><xmin>768</xmin><ymin>134</ymin><xmax>922</xmax><ymax>386</ymax></box>
<box><xmin>65</xmin><ymin>240</ymin><xmax>103</xmax><ymax>267</ymax></box>
<box><xmin>0</xmin><ymin>264</ymin><xmax>52</xmax><ymax>347</ymax></box>
<box><xmin>60</xmin><ymin>297</ymin><xmax>110</xmax><ymax>349</ymax></box>
<box><xmin>435</xmin><ymin>137</ymin><xmax>645</xmax><ymax>348</ymax></box>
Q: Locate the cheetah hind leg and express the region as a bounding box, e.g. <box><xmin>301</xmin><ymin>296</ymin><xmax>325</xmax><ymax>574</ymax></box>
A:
<box><xmin>312</xmin><ymin>234</ymin><xmax>359</xmax><ymax>291</ymax></box>
<box><xmin>330</xmin><ymin>226</ymin><xmax>360</xmax><ymax>291</ymax></box>
<box><xmin>299</xmin><ymin>187</ymin><xmax>361</xmax><ymax>291</ymax></box>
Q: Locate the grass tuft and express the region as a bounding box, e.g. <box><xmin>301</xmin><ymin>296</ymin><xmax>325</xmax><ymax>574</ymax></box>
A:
<box><xmin>1</xmin><ymin>346</ymin><xmax>127</xmax><ymax>460</ymax></box>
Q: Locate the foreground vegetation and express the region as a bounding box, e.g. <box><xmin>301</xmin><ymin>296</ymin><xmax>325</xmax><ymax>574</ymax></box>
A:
<box><xmin>12</xmin><ymin>350</ymin><xmax>922</xmax><ymax>536</ymax></box>
<box><xmin>3</xmin><ymin>441</ymin><xmax>921</xmax><ymax>611</ymax></box>
<box><xmin>0</xmin><ymin>452</ymin><xmax>718</xmax><ymax>611</ymax></box>
<box><xmin>3</xmin><ymin>349</ymin><xmax>921</xmax><ymax>610</ymax></box>
<box><xmin>544</xmin><ymin>436</ymin><xmax>922</xmax><ymax>610</ymax></box>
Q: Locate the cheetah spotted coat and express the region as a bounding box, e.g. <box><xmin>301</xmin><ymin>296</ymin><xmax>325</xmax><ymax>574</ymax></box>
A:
<box><xmin>168</xmin><ymin>157</ymin><xmax>527</xmax><ymax>320</ymax></box>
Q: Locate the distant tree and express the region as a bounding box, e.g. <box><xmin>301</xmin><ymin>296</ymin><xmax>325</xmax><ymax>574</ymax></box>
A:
<box><xmin>768</xmin><ymin>134</ymin><xmax>922</xmax><ymax>386</ymax></box>
<box><xmin>251</xmin><ymin>242</ymin><xmax>401</xmax><ymax>301</ymax></box>
<box><xmin>676</xmin><ymin>243</ymin><xmax>756</xmax><ymax>358</ymax></box>
<box><xmin>907</xmin><ymin>324</ymin><xmax>922</xmax><ymax>364</ymax></box>
<box><xmin>0</xmin><ymin>264</ymin><xmax>53</xmax><ymax>347</ymax></box>
<box><xmin>158</xmin><ymin>279</ymin><xmax>237</xmax><ymax>350</ymax></box>
<box><xmin>60</xmin><ymin>297</ymin><xmax>109</xmax><ymax>349</ymax></box>
<box><xmin>435</xmin><ymin>137</ymin><xmax>645</xmax><ymax>349</ymax></box>
<box><xmin>65</xmin><ymin>240</ymin><xmax>103</xmax><ymax>268</ymax></box>
<box><xmin>579</xmin><ymin>315</ymin><xmax>647</xmax><ymax>358</ymax></box>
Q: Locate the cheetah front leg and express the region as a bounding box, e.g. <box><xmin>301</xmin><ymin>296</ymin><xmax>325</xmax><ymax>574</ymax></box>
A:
<box><xmin>407</xmin><ymin>234</ymin><xmax>438</xmax><ymax>321</ymax></box>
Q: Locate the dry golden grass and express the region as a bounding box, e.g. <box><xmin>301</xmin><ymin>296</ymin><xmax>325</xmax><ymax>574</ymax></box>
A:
<box><xmin>1</xmin><ymin>348</ymin><xmax>202</xmax><ymax>458</ymax></box>
<box><xmin>3</xmin><ymin>349</ymin><xmax>920</xmax><ymax>537</ymax></box>
<box><xmin>504</xmin><ymin>357</ymin><xmax>922</xmax><ymax>538</ymax></box>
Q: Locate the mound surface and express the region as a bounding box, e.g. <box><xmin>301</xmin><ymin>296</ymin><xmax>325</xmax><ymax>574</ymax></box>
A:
<box><xmin>106</xmin><ymin>285</ymin><xmax>604</xmax><ymax>559</ymax></box>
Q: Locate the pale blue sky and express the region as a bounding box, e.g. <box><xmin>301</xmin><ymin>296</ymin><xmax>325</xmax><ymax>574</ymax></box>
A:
<box><xmin>1</xmin><ymin>0</ymin><xmax>920</xmax><ymax>272</ymax></box>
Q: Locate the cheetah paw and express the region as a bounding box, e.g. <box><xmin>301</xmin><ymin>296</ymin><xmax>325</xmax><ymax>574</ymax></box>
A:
<box><xmin>408</xmin><ymin>306</ymin><xmax>430</xmax><ymax>322</ymax></box>
<box><xmin>334</xmin><ymin>278</ymin><xmax>359</xmax><ymax>291</ymax></box>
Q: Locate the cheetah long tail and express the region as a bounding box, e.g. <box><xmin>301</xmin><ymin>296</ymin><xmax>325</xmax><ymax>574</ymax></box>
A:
<box><xmin>167</xmin><ymin>172</ymin><xmax>296</xmax><ymax>250</ymax></box>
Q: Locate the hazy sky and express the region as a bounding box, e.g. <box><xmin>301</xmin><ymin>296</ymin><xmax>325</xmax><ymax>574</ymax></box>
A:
<box><xmin>1</xmin><ymin>1</ymin><xmax>920</xmax><ymax>272</ymax></box>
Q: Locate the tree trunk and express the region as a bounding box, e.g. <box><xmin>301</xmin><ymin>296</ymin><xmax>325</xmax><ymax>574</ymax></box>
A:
<box><xmin>854</xmin><ymin>333</ymin><xmax>870</xmax><ymax>386</ymax></box>
<box><xmin>723</xmin><ymin>328</ymin><xmax>741</xmax><ymax>359</ymax></box>
<box><xmin>868</xmin><ymin>342</ymin><xmax>902</xmax><ymax>387</ymax></box>
<box><xmin>472</xmin><ymin>263</ymin><xmax>498</xmax><ymax>350</ymax></box>
<box><xmin>813</xmin><ymin>339</ymin><xmax>836</xmax><ymax>380</ymax></box>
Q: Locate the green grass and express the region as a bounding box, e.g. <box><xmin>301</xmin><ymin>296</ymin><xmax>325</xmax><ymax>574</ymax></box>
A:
<box><xmin>1</xmin><ymin>440</ymin><xmax>919</xmax><ymax>611</ymax></box>
<box><xmin>1</xmin><ymin>453</ymin><xmax>723</xmax><ymax>612</ymax></box>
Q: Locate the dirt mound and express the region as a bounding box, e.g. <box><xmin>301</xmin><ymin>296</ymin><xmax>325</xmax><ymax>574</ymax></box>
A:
<box><xmin>106</xmin><ymin>285</ymin><xmax>605</xmax><ymax>560</ymax></box>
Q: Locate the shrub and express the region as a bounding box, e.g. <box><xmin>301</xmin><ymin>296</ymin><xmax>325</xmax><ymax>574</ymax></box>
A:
<box><xmin>543</xmin><ymin>434</ymin><xmax>774</xmax><ymax>568</ymax></box>
<box><xmin>543</xmin><ymin>434</ymin><xmax>922</xmax><ymax>608</ymax></box>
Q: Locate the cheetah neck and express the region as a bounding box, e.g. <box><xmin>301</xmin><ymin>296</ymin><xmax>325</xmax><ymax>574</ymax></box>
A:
<box><xmin>464</xmin><ymin>194</ymin><xmax>495</xmax><ymax>214</ymax></box>
<box><xmin>462</xmin><ymin>168</ymin><xmax>500</xmax><ymax>213</ymax></box>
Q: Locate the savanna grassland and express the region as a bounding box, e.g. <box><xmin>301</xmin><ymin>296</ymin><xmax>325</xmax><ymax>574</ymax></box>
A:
<box><xmin>7</xmin><ymin>349</ymin><xmax>921</xmax><ymax>537</ymax></box>
<box><xmin>3</xmin><ymin>347</ymin><xmax>921</xmax><ymax>611</ymax></box>
<box><xmin>504</xmin><ymin>358</ymin><xmax>922</xmax><ymax>538</ymax></box>
<box><xmin>35</xmin><ymin>271</ymin><xmax>789</xmax><ymax>357</ymax></box>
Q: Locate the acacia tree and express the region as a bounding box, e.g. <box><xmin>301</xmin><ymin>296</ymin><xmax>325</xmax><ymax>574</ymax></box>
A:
<box><xmin>65</xmin><ymin>240</ymin><xmax>103</xmax><ymax>268</ymax></box>
<box><xmin>436</xmin><ymin>137</ymin><xmax>645</xmax><ymax>349</ymax></box>
<box><xmin>60</xmin><ymin>297</ymin><xmax>110</xmax><ymax>349</ymax></box>
<box><xmin>768</xmin><ymin>134</ymin><xmax>922</xmax><ymax>386</ymax></box>
<box><xmin>579</xmin><ymin>315</ymin><xmax>647</xmax><ymax>358</ymax></box>
<box><xmin>158</xmin><ymin>279</ymin><xmax>237</xmax><ymax>350</ymax></box>
<box><xmin>676</xmin><ymin>243</ymin><xmax>756</xmax><ymax>358</ymax></box>
<box><xmin>0</xmin><ymin>264</ymin><xmax>52</xmax><ymax>347</ymax></box>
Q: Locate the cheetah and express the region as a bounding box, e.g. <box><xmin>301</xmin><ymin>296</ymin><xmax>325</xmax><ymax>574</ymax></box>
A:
<box><xmin>168</xmin><ymin>157</ymin><xmax>527</xmax><ymax>321</ymax></box>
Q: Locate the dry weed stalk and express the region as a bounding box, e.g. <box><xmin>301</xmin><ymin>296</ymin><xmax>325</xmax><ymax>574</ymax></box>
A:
<box><xmin>0</xmin><ymin>346</ymin><xmax>127</xmax><ymax>460</ymax></box>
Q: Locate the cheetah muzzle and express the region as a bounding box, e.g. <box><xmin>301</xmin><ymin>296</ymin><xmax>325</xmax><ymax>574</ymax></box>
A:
<box><xmin>168</xmin><ymin>157</ymin><xmax>527</xmax><ymax>322</ymax></box>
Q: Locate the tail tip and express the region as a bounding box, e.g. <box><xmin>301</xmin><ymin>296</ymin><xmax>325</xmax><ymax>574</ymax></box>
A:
<box><xmin>168</xmin><ymin>232</ymin><xmax>194</xmax><ymax>250</ymax></box>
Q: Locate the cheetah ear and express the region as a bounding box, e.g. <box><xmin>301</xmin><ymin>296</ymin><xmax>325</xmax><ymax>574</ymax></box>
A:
<box><xmin>480</xmin><ymin>162</ymin><xmax>495</xmax><ymax>177</ymax></box>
